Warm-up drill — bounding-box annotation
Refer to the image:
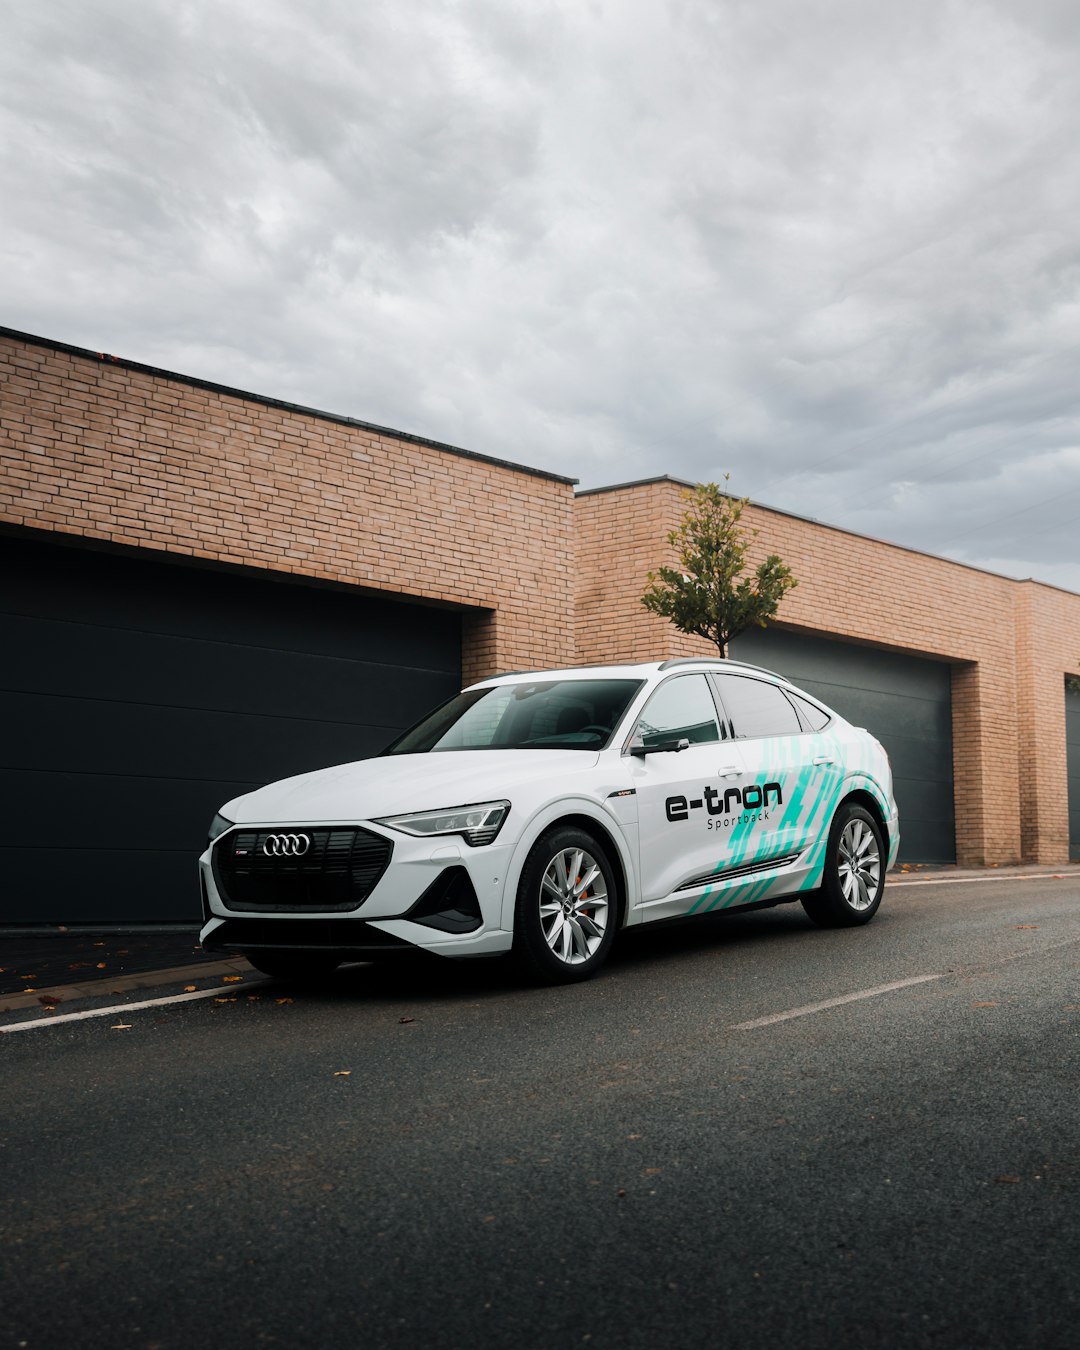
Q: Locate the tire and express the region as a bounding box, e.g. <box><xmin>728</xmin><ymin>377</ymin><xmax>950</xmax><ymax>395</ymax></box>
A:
<box><xmin>513</xmin><ymin>826</ymin><xmax>619</xmax><ymax>984</ymax></box>
<box><xmin>801</xmin><ymin>803</ymin><xmax>886</xmax><ymax>928</ymax></box>
<box><xmin>241</xmin><ymin>951</ymin><xmax>342</xmax><ymax>981</ymax></box>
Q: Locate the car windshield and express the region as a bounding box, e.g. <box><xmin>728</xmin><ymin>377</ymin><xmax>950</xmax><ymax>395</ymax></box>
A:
<box><xmin>383</xmin><ymin>678</ymin><xmax>644</xmax><ymax>754</ymax></box>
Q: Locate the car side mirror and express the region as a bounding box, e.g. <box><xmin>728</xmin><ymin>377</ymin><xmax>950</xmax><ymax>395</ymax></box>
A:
<box><xmin>629</xmin><ymin>737</ymin><xmax>691</xmax><ymax>758</ymax></box>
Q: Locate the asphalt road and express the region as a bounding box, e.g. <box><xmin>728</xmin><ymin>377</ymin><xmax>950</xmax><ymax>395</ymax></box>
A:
<box><xmin>2</xmin><ymin>876</ymin><xmax>1077</xmax><ymax>1350</ymax></box>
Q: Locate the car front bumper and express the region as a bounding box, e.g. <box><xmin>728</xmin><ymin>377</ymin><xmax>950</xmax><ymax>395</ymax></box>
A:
<box><xmin>199</xmin><ymin>821</ymin><xmax>517</xmax><ymax>960</ymax></box>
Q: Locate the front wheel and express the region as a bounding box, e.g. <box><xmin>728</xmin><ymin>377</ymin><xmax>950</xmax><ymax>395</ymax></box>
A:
<box><xmin>241</xmin><ymin>951</ymin><xmax>342</xmax><ymax>981</ymax></box>
<box><xmin>801</xmin><ymin>804</ymin><xmax>885</xmax><ymax>928</ymax></box>
<box><xmin>513</xmin><ymin>826</ymin><xmax>619</xmax><ymax>984</ymax></box>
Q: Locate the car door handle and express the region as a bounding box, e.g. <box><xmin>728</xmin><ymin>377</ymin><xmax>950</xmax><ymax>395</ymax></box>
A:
<box><xmin>813</xmin><ymin>755</ymin><xmax>835</xmax><ymax>766</ymax></box>
<box><xmin>717</xmin><ymin>765</ymin><xmax>742</xmax><ymax>777</ymax></box>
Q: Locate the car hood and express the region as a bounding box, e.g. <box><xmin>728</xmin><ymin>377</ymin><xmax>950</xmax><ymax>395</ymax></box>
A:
<box><xmin>221</xmin><ymin>749</ymin><xmax>603</xmax><ymax>824</ymax></box>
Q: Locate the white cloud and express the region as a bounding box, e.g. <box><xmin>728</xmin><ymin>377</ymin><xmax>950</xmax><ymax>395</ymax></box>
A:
<box><xmin>2</xmin><ymin>0</ymin><xmax>1079</xmax><ymax>588</ymax></box>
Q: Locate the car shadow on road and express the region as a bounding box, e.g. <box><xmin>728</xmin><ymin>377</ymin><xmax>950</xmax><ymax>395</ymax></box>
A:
<box><xmin>266</xmin><ymin>902</ymin><xmax>826</xmax><ymax>1007</ymax></box>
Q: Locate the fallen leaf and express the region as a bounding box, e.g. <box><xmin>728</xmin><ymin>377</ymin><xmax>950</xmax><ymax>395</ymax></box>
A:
<box><xmin>93</xmin><ymin>941</ymin><xmax>105</xmax><ymax>947</ymax></box>
<box><xmin>275</xmin><ymin>997</ymin><xmax>293</xmax><ymax>1005</ymax></box>
<box><xmin>183</xmin><ymin>985</ymin><xmax>197</xmax><ymax>992</ymax></box>
<box><xmin>399</xmin><ymin>1016</ymin><xmax>415</xmax><ymax>1024</ymax></box>
<box><xmin>222</xmin><ymin>975</ymin><xmax>243</xmax><ymax>983</ymax></box>
<box><xmin>22</xmin><ymin>988</ymin><xmax>37</xmax><ymax>994</ymax></box>
<box><xmin>643</xmin><ymin>1168</ymin><xmax>662</xmax><ymax>1176</ymax></box>
<box><xmin>333</xmin><ymin>1070</ymin><xmax>352</xmax><ymax>1077</ymax></box>
<box><xmin>96</xmin><ymin>962</ymin><xmax>106</xmax><ymax>969</ymax></box>
<box><xmin>972</xmin><ymin>1001</ymin><xmax>999</xmax><ymax>1008</ymax></box>
<box><xmin>482</xmin><ymin>1215</ymin><xmax>496</xmax><ymax>1223</ymax></box>
<box><xmin>1015</xmin><ymin>925</ymin><xmax>1039</xmax><ymax>930</ymax></box>
<box><xmin>994</xmin><ymin>1175</ymin><xmax>1021</xmax><ymax>1184</ymax></box>
<box><xmin>213</xmin><ymin>997</ymin><xmax>237</xmax><ymax>1004</ymax></box>
<box><xmin>111</xmin><ymin>1023</ymin><xmax>133</xmax><ymax>1030</ymax></box>
<box><xmin>37</xmin><ymin>995</ymin><xmax>61</xmax><ymax>1006</ymax></box>
<box><xmin>21</xmin><ymin>974</ymin><xmax>38</xmax><ymax>980</ymax></box>
<box><xmin>246</xmin><ymin>994</ymin><xmax>260</xmax><ymax>1001</ymax></box>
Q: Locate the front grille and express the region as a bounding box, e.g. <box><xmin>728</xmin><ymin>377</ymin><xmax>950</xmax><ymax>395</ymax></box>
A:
<box><xmin>212</xmin><ymin>827</ymin><xmax>393</xmax><ymax>913</ymax></box>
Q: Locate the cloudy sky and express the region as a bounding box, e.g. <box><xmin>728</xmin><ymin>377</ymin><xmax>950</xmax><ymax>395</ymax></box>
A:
<box><xmin>3</xmin><ymin>0</ymin><xmax>1079</xmax><ymax>589</ymax></box>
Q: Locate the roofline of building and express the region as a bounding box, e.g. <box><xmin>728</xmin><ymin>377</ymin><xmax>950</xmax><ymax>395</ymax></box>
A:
<box><xmin>0</xmin><ymin>326</ymin><xmax>578</xmax><ymax>487</ymax></box>
<box><xmin>576</xmin><ymin>474</ymin><xmax>1079</xmax><ymax>599</ymax></box>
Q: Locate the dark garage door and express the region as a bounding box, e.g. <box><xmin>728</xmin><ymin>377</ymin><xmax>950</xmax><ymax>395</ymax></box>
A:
<box><xmin>730</xmin><ymin>628</ymin><xmax>955</xmax><ymax>862</ymax></box>
<box><xmin>0</xmin><ymin>533</ymin><xmax>462</xmax><ymax>925</ymax></box>
<box><xmin>1067</xmin><ymin>680</ymin><xmax>1080</xmax><ymax>861</ymax></box>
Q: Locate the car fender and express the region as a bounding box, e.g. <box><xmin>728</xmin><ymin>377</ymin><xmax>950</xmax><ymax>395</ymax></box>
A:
<box><xmin>800</xmin><ymin>767</ymin><xmax>896</xmax><ymax>886</ymax></box>
<box><xmin>836</xmin><ymin>768</ymin><xmax>893</xmax><ymax>821</ymax></box>
<box><xmin>498</xmin><ymin>795</ymin><xmax>639</xmax><ymax>933</ymax></box>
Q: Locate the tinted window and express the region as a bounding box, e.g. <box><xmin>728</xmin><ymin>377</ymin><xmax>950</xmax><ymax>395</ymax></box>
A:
<box><xmin>633</xmin><ymin>674</ymin><xmax>722</xmax><ymax>748</ymax></box>
<box><xmin>385</xmin><ymin>679</ymin><xmax>643</xmax><ymax>753</ymax></box>
<box><xmin>787</xmin><ymin>691</ymin><xmax>831</xmax><ymax>732</ymax></box>
<box><xmin>714</xmin><ymin>674</ymin><xmax>803</xmax><ymax>739</ymax></box>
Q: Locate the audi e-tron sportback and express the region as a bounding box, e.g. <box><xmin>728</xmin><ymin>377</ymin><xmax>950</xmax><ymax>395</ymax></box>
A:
<box><xmin>199</xmin><ymin>658</ymin><xmax>899</xmax><ymax>984</ymax></box>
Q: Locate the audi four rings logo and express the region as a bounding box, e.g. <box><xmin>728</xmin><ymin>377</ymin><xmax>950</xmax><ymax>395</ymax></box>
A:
<box><xmin>263</xmin><ymin>833</ymin><xmax>312</xmax><ymax>857</ymax></box>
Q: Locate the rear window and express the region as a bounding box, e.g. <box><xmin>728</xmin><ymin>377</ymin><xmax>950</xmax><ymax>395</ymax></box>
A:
<box><xmin>714</xmin><ymin>674</ymin><xmax>803</xmax><ymax>739</ymax></box>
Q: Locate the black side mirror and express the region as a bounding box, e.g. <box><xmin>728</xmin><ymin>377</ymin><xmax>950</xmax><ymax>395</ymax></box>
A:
<box><xmin>629</xmin><ymin>737</ymin><xmax>690</xmax><ymax>758</ymax></box>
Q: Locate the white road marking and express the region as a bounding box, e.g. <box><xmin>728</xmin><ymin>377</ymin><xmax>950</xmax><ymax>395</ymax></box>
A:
<box><xmin>891</xmin><ymin>872</ymin><xmax>1075</xmax><ymax>887</ymax></box>
<box><xmin>0</xmin><ymin>981</ymin><xmax>267</xmax><ymax>1034</ymax></box>
<box><xmin>732</xmin><ymin>973</ymin><xmax>946</xmax><ymax>1030</ymax></box>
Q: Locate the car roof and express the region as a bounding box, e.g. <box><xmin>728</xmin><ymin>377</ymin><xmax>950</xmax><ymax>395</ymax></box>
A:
<box><xmin>468</xmin><ymin>657</ymin><xmax>791</xmax><ymax>689</ymax></box>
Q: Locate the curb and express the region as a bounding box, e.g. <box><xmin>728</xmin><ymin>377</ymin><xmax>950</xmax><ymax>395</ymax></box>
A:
<box><xmin>0</xmin><ymin>956</ymin><xmax>254</xmax><ymax>1013</ymax></box>
<box><xmin>890</xmin><ymin>866</ymin><xmax>1080</xmax><ymax>887</ymax></box>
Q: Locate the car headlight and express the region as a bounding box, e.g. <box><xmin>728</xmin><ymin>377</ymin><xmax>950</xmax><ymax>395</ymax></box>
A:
<box><xmin>374</xmin><ymin>800</ymin><xmax>510</xmax><ymax>847</ymax></box>
<box><xmin>207</xmin><ymin>812</ymin><xmax>235</xmax><ymax>845</ymax></box>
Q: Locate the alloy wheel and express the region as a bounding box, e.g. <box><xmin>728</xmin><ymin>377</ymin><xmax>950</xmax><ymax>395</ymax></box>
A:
<box><xmin>538</xmin><ymin>847</ymin><xmax>610</xmax><ymax>965</ymax></box>
<box><xmin>837</xmin><ymin>818</ymin><xmax>881</xmax><ymax>910</ymax></box>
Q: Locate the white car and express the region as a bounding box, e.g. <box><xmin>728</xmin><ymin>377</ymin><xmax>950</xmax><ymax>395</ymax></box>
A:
<box><xmin>199</xmin><ymin>659</ymin><xmax>900</xmax><ymax>984</ymax></box>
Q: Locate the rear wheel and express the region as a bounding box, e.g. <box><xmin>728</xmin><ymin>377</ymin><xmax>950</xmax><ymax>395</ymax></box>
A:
<box><xmin>241</xmin><ymin>951</ymin><xmax>342</xmax><ymax>981</ymax></box>
<box><xmin>513</xmin><ymin>826</ymin><xmax>618</xmax><ymax>984</ymax></box>
<box><xmin>801</xmin><ymin>803</ymin><xmax>885</xmax><ymax>928</ymax></box>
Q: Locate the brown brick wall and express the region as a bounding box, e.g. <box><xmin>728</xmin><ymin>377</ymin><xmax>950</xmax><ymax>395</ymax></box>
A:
<box><xmin>0</xmin><ymin>333</ymin><xmax>576</xmax><ymax>684</ymax></box>
<box><xmin>574</xmin><ymin>478</ymin><xmax>1080</xmax><ymax>866</ymax></box>
<box><xmin>1014</xmin><ymin>582</ymin><xmax>1080</xmax><ymax>862</ymax></box>
<box><xmin>6</xmin><ymin>331</ymin><xmax>1079</xmax><ymax>866</ymax></box>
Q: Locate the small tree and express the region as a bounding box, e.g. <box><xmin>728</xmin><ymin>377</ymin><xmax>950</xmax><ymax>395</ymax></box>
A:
<box><xmin>641</xmin><ymin>478</ymin><xmax>797</xmax><ymax>658</ymax></box>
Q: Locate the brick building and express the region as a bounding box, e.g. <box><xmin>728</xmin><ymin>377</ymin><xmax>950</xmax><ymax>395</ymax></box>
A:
<box><xmin>2</xmin><ymin>327</ymin><xmax>1079</xmax><ymax>924</ymax></box>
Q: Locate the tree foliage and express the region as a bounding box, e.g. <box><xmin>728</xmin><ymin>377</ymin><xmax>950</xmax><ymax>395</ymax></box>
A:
<box><xmin>641</xmin><ymin>479</ymin><xmax>797</xmax><ymax>658</ymax></box>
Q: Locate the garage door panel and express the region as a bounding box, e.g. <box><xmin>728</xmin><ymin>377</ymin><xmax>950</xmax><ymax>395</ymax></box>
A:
<box><xmin>878</xmin><ymin>734</ymin><xmax>954</xmax><ymax>785</ymax></box>
<box><xmin>2</xmin><ymin>613</ymin><xmax>455</xmax><ymax>725</ymax></box>
<box><xmin>1</xmin><ymin>692</ymin><xmax>400</xmax><ymax>782</ymax></box>
<box><xmin>1067</xmin><ymin>682</ymin><xmax>1080</xmax><ymax>859</ymax></box>
<box><xmin>2</xmin><ymin>849</ymin><xmax>195</xmax><ymax>926</ymax></box>
<box><xmin>0</xmin><ymin>533</ymin><xmax>463</xmax><ymax>924</ymax></box>
<box><xmin>890</xmin><ymin>814</ymin><xmax>955</xmax><ymax>863</ymax></box>
<box><xmin>1</xmin><ymin>768</ymin><xmax>256</xmax><ymax>851</ymax></box>
<box><xmin>891</xmin><ymin>775</ymin><xmax>953</xmax><ymax>820</ymax></box>
<box><xmin>731</xmin><ymin>628</ymin><xmax>955</xmax><ymax>862</ymax></box>
<box><xmin>783</xmin><ymin>682</ymin><xmax>952</xmax><ymax>744</ymax></box>
<box><xmin>733</xmin><ymin>634</ymin><xmax>951</xmax><ymax>700</ymax></box>
<box><xmin>5</xmin><ymin>541</ymin><xmax>459</xmax><ymax>668</ymax></box>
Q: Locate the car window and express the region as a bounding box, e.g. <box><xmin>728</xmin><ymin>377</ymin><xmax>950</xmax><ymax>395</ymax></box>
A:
<box><xmin>786</xmin><ymin>690</ymin><xmax>831</xmax><ymax>732</ymax></box>
<box><xmin>713</xmin><ymin>674</ymin><xmax>803</xmax><ymax>739</ymax></box>
<box><xmin>383</xmin><ymin>679</ymin><xmax>644</xmax><ymax>753</ymax></box>
<box><xmin>632</xmin><ymin>674</ymin><xmax>722</xmax><ymax>748</ymax></box>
